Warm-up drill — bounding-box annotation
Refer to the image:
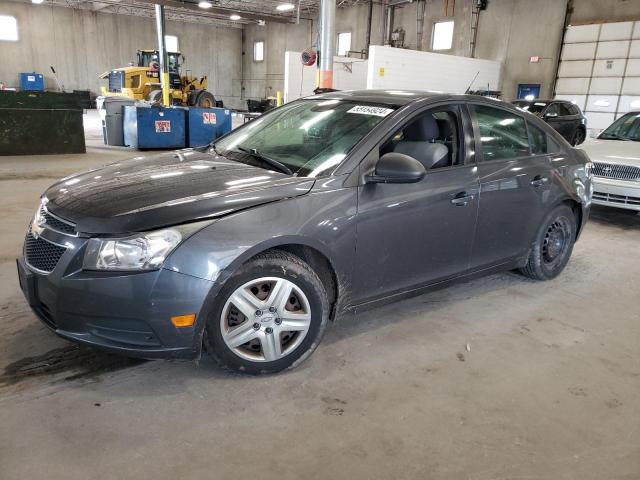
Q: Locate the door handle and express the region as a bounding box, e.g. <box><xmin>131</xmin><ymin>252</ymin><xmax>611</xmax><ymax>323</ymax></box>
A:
<box><xmin>450</xmin><ymin>192</ymin><xmax>475</xmax><ymax>206</ymax></box>
<box><xmin>530</xmin><ymin>175</ymin><xmax>549</xmax><ymax>188</ymax></box>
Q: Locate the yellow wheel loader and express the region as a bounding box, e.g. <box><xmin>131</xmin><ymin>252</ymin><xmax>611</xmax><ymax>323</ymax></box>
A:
<box><xmin>99</xmin><ymin>50</ymin><xmax>221</xmax><ymax>107</ymax></box>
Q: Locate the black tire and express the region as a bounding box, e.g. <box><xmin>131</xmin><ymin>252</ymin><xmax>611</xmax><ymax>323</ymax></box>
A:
<box><xmin>520</xmin><ymin>205</ymin><xmax>577</xmax><ymax>281</ymax></box>
<box><xmin>195</xmin><ymin>91</ymin><xmax>216</xmax><ymax>108</ymax></box>
<box><xmin>203</xmin><ymin>251</ymin><xmax>329</xmax><ymax>374</ymax></box>
<box><xmin>572</xmin><ymin>128</ymin><xmax>586</xmax><ymax>146</ymax></box>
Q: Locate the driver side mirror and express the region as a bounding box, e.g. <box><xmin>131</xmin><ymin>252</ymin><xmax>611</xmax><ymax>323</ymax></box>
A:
<box><xmin>365</xmin><ymin>152</ymin><xmax>426</xmax><ymax>184</ymax></box>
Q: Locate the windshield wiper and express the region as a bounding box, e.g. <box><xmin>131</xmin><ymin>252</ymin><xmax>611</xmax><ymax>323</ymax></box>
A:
<box><xmin>236</xmin><ymin>146</ymin><xmax>293</xmax><ymax>175</ymax></box>
<box><xmin>599</xmin><ymin>134</ymin><xmax>630</xmax><ymax>141</ymax></box>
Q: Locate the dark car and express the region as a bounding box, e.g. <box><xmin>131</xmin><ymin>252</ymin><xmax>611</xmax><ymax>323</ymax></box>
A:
<box><xmin>513</xmin><ymin>99</ymin><xmax>587</xmax><ymax>146</ymax></box>
<box><xmin>17</xmin><ymin>91</ymin><xmax>592</xmax><ymax>374</ymax></box>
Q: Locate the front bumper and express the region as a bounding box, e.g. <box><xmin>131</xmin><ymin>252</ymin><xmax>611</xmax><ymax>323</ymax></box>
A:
<box><xmin>17</xmin><ymin>228</ymin><xmax>215</xmax><ymax>359</ymax></box>
<box><xmin>592</xmin><ymin>177</ymin><xmax>640</xmax><ymax>211</ymax></box>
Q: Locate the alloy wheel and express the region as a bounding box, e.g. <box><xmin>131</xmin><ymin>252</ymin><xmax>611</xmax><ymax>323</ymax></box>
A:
<box><xmin>220</xmin><ymin>277</ymin><xmax>312</xmax><ymax>362</ymax></box>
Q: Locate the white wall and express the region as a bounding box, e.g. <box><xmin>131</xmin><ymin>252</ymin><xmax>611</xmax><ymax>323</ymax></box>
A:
<box><xmin>284</xmin><ymin>52</ymin><xmax>368</xmax><ymax>102</ymax></box>
<box><xmin>0</xmin><ymin>2</ymin><xmax>243</xmax><ymax>108</ymax></box>
<box><xmin>366</xmin><ymin>46</ymin><xmax>500</xmax><ymax>93</ymax></box>
<box><xmin>555</xmin><ymin>21</ymin><xmax>640</xmax><ymax>136</ymax></box>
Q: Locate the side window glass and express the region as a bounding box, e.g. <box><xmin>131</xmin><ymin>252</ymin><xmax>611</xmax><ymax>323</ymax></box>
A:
<box><xmin>473</xmin><ymin>105</ymin><xmax>530</xmax><ymax>161</ymax></box>
<box><xmin>528</xmin><ymin>122</ymin><xmax>547</xmax><ymax>155</ymax></box>
<box><xmin>380</xmin><ymin>107</ymin><xmax>463</xmax><ymax>169</ymax></box>
<box><xmin>557</xmin><ymin>103</ymin><xmax>572</xmax><ymax>116</ymax></box>
<box><xmin>545</xmin><ymin>103</ymin><xmax>559</xmax><ymax>117</ymax></box>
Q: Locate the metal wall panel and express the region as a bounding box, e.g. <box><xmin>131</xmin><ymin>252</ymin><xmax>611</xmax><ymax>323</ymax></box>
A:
<box><xmin>586</xmin><ymin>95</ymin><xmax>619</xmax><ymax>112</ymax></box>
<box><xmin>595</xmin><ymin>41</ymin><xmax>631</xmax><ymax>59</ymax></box>
<box><xmin>556</xmin><ymin>21</ymin><xmax>639</xmax><ymax>136</ymax></box>
<box><xmin>618</xmin><ymin>95</ymin><xmax>640</xmax><ymax>113</ymax></box>
<box><xmin>599</xmin><ymin>22</ymin><xmax>634</xmax><ymax>41</ymax></box>
<box><xmin>593</xmin><ymin>59</ymin><xmax>627</xmax><ymax>76</ymax></box>
<box><xmin>561</xmin><ymin>43</ymin><xmax>597</xmax><ymax>60</ymax></box>
<box><xmin>622</xmin><ymin>77</ymin><xmax>640</xmax><ymax>95</ymax></box>
<box><xmin>564</xmin><ymin>24</ymin><xmax>600</xmax><ymax>43</ymax></box>
<box><xmin>626</xmin><ymin>59</ymin><xmax>640</xmax><ymax>76</ymax></box>
<box><xmin>558</xmin><ymin>60</ymin><xmax>594</xmax><ymax>77</ymax></box>
<box><xmin>589</xmin><ymin>77</ymin><xmax>624</xmax><ymax>94</ymax></box>
<box><xmin>584</xmin><ymin>111</ymin><xmax>616</xmax><ymax>130</ymax></box>
<box><xmin>556</xmin><ymin>77</ymin><xmax>591</xmax><ymax>94</ymax></box>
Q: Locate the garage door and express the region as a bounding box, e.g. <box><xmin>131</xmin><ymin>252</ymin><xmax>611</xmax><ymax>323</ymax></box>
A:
<box><xmin>555</xmin><ymin>21</ymin><xmax>640</xmax><ymax>137</ymax></box>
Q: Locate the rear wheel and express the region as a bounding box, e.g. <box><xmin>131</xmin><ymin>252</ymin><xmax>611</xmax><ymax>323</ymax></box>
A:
<box><xmin>203</xmin><ymin>251</ymin><xmax>329</xmax><ymax>374</ymax></box>
<box><xmin>572</xmin><ymin>128</ymin><xmax>586</xmax><ymax>146</ymax></box>
<box><xmin>520</xmin><ymin>205</ymin><xmax>576</xmax><ymax>280</ymax></box>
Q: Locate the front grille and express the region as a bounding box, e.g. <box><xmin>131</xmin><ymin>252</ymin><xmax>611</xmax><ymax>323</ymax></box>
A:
<box><xmin>593</xmin><ymin>191</ymin><xmax>640</xmax><ymax>206</ymax></box>
<box><xmin>24</xmin><ymin>230</ymin><xmax>67</xmax><ymax>273</ymax></box>
<box><xmin>592</xmin><ymin>162</ymin><xmax>640</xmax><ymax>181</ymax></box>
<box><xmin>108</xmin><ymin>71</ymin><xmax>125</xmax><ymax>93</ymax></box>
<box><xmin>40</xmin><ymin>206</ymin><xmax>76</xmax><ymax>235</ymax></box>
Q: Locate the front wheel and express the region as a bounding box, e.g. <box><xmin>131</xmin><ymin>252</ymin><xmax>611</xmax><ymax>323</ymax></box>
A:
<box><xmin>572</xmin><ymin>128</ymin><xmax>586</xmax><ymax>146</ymax></box>
<box><xmin>520</xmin><ymin>205</ymin><xmax>577</xmax><ymax>281</ymax></box>
<box><xmin>203</xmin><ymin>251</ymin><xmax>329</xmax><ymax>374</ymax></box>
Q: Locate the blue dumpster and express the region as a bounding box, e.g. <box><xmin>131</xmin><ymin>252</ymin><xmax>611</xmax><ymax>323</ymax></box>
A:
<box><xmin>20</xmin><ymin>73</ymin><xmax>44</xmax><ymax>92</ymax></box>
<box><xmin>123</xmin><ymin>106</ymin><xmax>185</xmax><ymax>149</ymax></box>
<box><xmin>184</xmin><ymin>107</ymin><xmax>232</xmax><ymax>147</ymax></box>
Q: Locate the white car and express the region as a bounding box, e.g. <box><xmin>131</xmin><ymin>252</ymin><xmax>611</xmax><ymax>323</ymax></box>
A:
<box><xmin>579</xmin><ymin>111</ymin><xmax>640</xmax><ymax>211</ymax></box>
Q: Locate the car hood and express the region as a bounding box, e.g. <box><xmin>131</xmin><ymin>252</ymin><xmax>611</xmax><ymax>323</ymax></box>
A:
<box><xmin>578</xmin><ymin>139</ymin><xmax>640</xmax><ymax>167</ymax></box>
<box><xmin>44</xmin><ymin>150</ymin><xmax>315</xmax><ymax>234</ymax></box>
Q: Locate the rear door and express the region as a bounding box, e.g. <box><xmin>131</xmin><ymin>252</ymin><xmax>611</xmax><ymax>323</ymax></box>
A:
<box><xmin>544</xmin><ymin>102</ymin><xmax>571</xmax><ymax>141</ymax></box>
<box><xmin>468</xmin><ymin>103</ymin><xmax>556</xmax><ymax>269</ymax></box>
<box><xmin>351</xmin><ymin>103</ymin><xmax>480</xmax><ymax>305</ymax></box>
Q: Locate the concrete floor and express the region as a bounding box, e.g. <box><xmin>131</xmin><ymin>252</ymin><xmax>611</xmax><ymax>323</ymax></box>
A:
<box><xmin>1</xmin><ymin>112</ymin><xmax>639</xmax><ymax>479</ymax></box>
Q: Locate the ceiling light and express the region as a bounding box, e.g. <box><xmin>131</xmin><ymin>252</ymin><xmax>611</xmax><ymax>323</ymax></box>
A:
<box><xmin>31</xmin><ymin>0</ymin><xmax>45</xmax><ymax>4</ymax></box>
<box><xmin>198</xmin><ymin>1</ymin><xmax>212</xmax><ymax>8</ymax></box>
<box><xmin>276</xmin><ymin>3</ymin><xmax>295</xmax><ymax>11</ymax></box>
<box><xmin>230</xmin><ymin>14</ymin><xmax>241</xmax><ymax>20</ymax></box>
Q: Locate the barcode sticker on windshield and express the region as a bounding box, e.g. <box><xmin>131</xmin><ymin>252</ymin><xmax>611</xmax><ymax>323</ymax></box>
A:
<box><xmin>347</xmin><ymin>105</ymin><xmax>394</xmax><ymax>117</ymax></box>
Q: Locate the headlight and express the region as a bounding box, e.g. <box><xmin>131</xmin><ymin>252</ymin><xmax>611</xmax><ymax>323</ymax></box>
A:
<box><xmin>83</xmin><ymin>229</ymin><xmax>182</xmax><ymax>271</ymax></box>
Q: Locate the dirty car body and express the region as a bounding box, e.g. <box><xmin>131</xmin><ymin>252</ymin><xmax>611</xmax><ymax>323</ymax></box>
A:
<box><xmin>17</xmin><ymin>91</ymin><xmax>593</xmax><ymax>371</ymax></box>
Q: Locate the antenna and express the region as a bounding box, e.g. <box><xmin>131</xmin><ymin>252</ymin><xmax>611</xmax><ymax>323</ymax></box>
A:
<box><xmin>465</xmin><ymin>71</ymin><xmax>480</xmax><ymax>94</ymax></box>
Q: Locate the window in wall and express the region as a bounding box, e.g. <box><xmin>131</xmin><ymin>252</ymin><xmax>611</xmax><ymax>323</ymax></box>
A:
<box><xmin>473</xmin><ymin>105</ymin><xmax>530</xmax><ymax>161</ymax></box>
<box><xmin>337</xmin><ymin>32</ymin><xmax>351</xmax><ymax>56</ymax></box>
<box><xmin>432</xmin><ymin>20</ymin><xmax>454</xmax><ymax>50</ymax></box>
<box><xmin>165</xmin><ymin>35</ymin><xmax>179</xmax><ymax>52</ymax></box>
<box><xmin>0</xmin><ymin>16</ymin><xmax>18</xmax><ymax>42</ymax></box>
<box><xmin>254</xmin><ymin>41</ymin><xmax>264</xmax><ymax>62</ymax></box>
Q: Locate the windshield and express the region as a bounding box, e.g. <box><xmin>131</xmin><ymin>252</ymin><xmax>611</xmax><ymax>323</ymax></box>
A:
<box><xmin>514</xmin><ymin>101</ymin><xmax>548</xmax><ymax>115</ymax></box>
<box><xmin>138</xmin><ymin>51</ymin><xmax>180</xmax><ymax>72</ymax></box>
<box><xmin>214</xmin><ymin>99</ymin><xmax>397</xmax><ymax>177</ymax></box>
<box><xmin>599</xmin><ymin>112</ymin><xmax>640</xmax><ymax>141</ymax></box>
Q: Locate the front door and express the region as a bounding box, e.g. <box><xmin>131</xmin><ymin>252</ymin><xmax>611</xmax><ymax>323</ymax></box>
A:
<box><xmin>352</xmin><ymin>104</ymin><xmax>480</xmax><ymax>305</ymax></box>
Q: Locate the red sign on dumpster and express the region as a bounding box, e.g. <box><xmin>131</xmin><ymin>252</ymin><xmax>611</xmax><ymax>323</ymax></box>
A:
<box><xmin>155</xmin><ymin>120</ymin><xmax>171</xmax><ymax>133</ymax></box>
<box><xmin>203</xmin><ymin>112</ymin><xmax>217</xmax><ymax>125</ymax></box>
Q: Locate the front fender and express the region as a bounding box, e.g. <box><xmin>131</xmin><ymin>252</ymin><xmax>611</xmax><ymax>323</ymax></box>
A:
<box><xmin>164</xmin><ymin>180</ymin><xmax>358</xmax><ymax>302</ymax></box>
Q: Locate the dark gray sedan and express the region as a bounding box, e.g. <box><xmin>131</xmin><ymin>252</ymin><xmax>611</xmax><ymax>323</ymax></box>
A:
<box><xmin>17</xmin><ymin>90</ymin><xmax>593</xmax><ymax>374</ymax></box>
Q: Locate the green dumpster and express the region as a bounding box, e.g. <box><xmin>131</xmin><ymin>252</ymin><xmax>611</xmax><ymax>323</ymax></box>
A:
<box><xmin>0</xmin><ymin>91</ymin><xmax>86</xmax><ymax>155</ymax></box>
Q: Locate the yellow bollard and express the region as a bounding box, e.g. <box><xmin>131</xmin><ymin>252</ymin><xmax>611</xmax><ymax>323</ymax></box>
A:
<box><xmin>162</xmin><ymin>72</ymin><xmax>170</xmax><ymax>107</ymax></box>
<box><xmin>276</xmin><ymin>91</ymin><xmax>283</xmax><ymax>107</ymax></box>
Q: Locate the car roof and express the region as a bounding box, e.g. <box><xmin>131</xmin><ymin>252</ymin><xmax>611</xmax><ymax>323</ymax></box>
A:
<box><xmin>309</xmin><ymin>89</ymin><xmax>517</xmax><ymax>109</ymax></box>
<box><xmin>513</xmin><ymin>99</ymin><xmax>571</xmax><ymax>105</ymax></box>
